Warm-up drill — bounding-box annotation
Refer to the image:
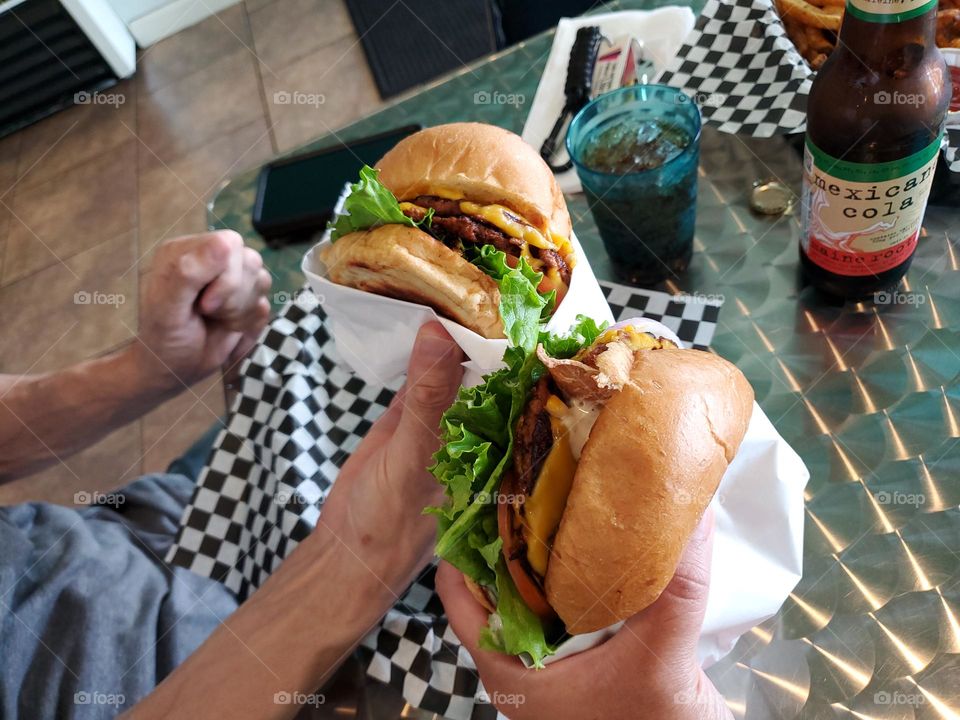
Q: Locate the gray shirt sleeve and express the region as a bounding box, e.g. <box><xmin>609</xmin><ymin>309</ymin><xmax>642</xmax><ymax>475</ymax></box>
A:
<box><xmin>0</xmin><ymin>473</ymin><xmax>239</xmax><ymax>719</ymax></box>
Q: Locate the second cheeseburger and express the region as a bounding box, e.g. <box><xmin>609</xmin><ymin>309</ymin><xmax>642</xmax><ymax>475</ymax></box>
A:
<box><xmin>321</xmin><ymin>123</ymin><xmax>575</xmax><ymax>345</ymax></box>
<box><xmin>430</xmin><ymin>319</ymin><xmax>754</xmax><ymax>664</ymax></box>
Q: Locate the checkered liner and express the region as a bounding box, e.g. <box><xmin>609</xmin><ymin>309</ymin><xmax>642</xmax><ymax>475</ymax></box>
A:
<box><xmin>166</xmin><ymin>283</ymin><xmax>722</xmax><ymax>719</ymax></box>
<box><xmin>654</xmin><ymin>0</ymin><xmax>960</xmax><ymax>172</ymax></box>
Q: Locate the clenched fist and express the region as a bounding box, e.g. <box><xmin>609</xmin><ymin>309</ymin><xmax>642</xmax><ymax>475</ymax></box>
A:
<box><xmin>134</xmin><ymin>231</ymin><xmax>272</xmax><ymax>388</ymax></box>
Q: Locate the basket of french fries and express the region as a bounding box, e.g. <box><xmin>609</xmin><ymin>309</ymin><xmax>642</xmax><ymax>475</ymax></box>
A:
<box><xmin>653</xmin><ymin>0</ymin><xmax>960</xmax><ymax>172</ymax></box>
<box><xmin>776</xmin><ymin>0</ymin><xmax>960</xmax><ymax>69</ymax></box>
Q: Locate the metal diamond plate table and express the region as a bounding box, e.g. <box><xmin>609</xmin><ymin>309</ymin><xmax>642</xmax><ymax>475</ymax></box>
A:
<box><xmin>207</xmin><ymin>1</ymin><xmax>960</xmax><ymax>717</ymax></box>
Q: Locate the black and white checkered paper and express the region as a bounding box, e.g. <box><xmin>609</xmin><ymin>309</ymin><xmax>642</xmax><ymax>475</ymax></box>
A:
<box><xmin>166</xmin><ymin>283</ymin><xmax>722</xmax><ymax>719</ymax></box>
<box><xmin>655</xmin><ymin>0</ymin><xmax>960</xmax><ymax>172</ymax></box>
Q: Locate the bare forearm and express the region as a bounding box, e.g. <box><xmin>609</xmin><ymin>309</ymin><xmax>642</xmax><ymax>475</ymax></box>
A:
<box><xmin>127</xmin><ymin>523</ymin><xmax>410</xmax><ymax>720</ymax></box>
<box><xmin>0</xmin><ymin>344</ymin><xmax>179</xmax><ymax>482</ymax></box>
<box><xmin>126</xmin><ymin>320</ymin><xmax>455</xmax><ymax>720</ymax></box>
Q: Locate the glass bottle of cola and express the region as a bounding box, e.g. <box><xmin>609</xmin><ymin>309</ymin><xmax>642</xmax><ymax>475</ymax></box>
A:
<box><xmin>799</xmin><ymin>0</ymin><xmax>949</xmax><ymax>300</ymax></box>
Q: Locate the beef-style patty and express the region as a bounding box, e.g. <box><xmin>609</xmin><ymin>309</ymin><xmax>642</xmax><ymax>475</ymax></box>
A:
<box><xmin>401</xmin><ymin>196</ymin><xmax>570</xmax><ymax>283</ymax></box>
<box><xmin>431</xmin><ymin>216</ymin><xmax>523</xmax><ymax>254</ymax></box>
<box><xmin>540</xmin><ymin>248</ymin><xmax>571</xmax><ymax>286</ymax></box>
<box><xmin>400</xmin><ymin>201</ymin><xmax>521</xmax><ymax>256</ymax></box>
<box><xmin>513</xmin><ymin>378</ymin><xmax>554</xmax><ymax>496</ymax></box>
<box><xmin>411</xmin><ymin>195</ymin><xmax>461</xmax><ymax>216</ymax></box>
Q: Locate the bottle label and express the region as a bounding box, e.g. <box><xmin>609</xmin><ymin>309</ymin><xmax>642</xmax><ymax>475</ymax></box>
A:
<box><xmin>800</xmin><ymin>135</ymin><xmax>941</xmax><ymax>277</ymax></box>
<box><xmin>846</xmin><ymin>0</ymin><xmax>937</xmax><ymax>23</ymax></box>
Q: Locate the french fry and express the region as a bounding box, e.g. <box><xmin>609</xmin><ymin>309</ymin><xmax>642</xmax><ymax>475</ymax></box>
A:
<box><xmin>777</xmin><ymin>0</ymin><xmax>960</xmax><ymax>67</ymax></box>
<box><xmin>937</xmin><ymin>8</ymin><xmax>960</xmax><ymax>47</ymax></box>
<box><xmin>779</xmin><ymin>0</ymin><xmax>843</xmax><ymax>30</ymax></box>
<box><xmin>804</xmin><ymin>25</ymin><xmax>835</xmax><ymax>54</ymax></box>
<box><xmin>783</xmin><ymin>15</ymin><xmax>811</xmax><ymax>57</ymax></box>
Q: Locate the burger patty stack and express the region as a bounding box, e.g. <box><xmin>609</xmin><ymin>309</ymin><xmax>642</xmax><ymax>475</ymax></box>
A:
<box><xmin>429</xmin><ymin>318</ymin><xmax>754</xmax><ymax>665</ymax></box>
<box><xmin>396</xmin><ymin>197</ymin><xmax>573</xmax><ymax>292</ymax></box>
<box><xmin>321</xmin><ymin>123</ymin><xmax>576</xmax><ymax>346</ymax></box>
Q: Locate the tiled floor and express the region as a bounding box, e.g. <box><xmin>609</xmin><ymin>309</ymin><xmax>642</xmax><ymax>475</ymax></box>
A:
<box><xmin>0</xmin><ymin>0</ymin><xmax>383</xmax><ymax>505</ymax></box>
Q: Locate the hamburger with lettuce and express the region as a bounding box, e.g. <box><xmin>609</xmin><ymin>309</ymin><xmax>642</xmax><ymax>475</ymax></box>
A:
<box><xmin>428</xmin><ymin>317</ymin><xmax>754</xmax><ymax>665</ymax></box>
<box><xmin>321</xmin><ymin>123</ymin><xmax>576</xmax><ymax>350</ymax></box>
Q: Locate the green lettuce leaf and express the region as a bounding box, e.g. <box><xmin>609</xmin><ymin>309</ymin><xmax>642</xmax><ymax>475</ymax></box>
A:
<box><xmin>432</xmin><ymin>513</ymin><xmax>497</xmax><ymax>586</ymax></box>
<box><xmin>430</xmin><ymin>347</ymin><xmax>542</xmax><ymax>578</ymax></box>
<box><xmin>479</xmin><ymin>560</ymin><xmax>554</xmax><ymax>668</ymax></box>
<box><xmin>426</xmin><ymin>423</ymin><xmax>500</xmax><ymax>521</ymax></box>
<box><xmin>475</xmin><ymin>533</ymin><xmax>503</xmax><ymax>570</ymax></box>
<box><xmin>470</xmin><ymin>244</ymin><xmax>555</xmax><ymax>353</ymax></box>
<box><xmin>538</xmin><ymin>314</ymin><xmax>608</xmax><ymax>359</ymax></box>
<box><xmin>328</xmin><ymin>165</ymin><xmax>433</xmax><ymax>241</ymax></box>
<box><xmin>428</xmin><ymin>345</ymin><xmax>554</xmax><ymax>661</ymax></box>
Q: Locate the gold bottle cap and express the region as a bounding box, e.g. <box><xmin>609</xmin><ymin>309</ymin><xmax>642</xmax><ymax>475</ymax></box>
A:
<box><xmin>750</xmin><ymin>179</ymin><xmax>796</xmax><ymax>215</ymax></box>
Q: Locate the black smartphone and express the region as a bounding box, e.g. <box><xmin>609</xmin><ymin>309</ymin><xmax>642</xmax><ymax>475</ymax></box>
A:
<box><xmin>252</xmin><ymin>124</ymin><xmax>422</xmax><ymax>244</ymax></box>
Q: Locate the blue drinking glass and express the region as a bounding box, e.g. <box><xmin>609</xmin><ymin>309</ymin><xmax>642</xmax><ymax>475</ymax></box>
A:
<box><xmin>567</xmin><ymin>84</ymin><xmax>702</xmax><ymax>286</ymax></box>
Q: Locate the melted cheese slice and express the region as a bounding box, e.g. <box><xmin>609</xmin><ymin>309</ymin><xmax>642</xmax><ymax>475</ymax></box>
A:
<box><xmin>550</xmin><ymin>232</ymin><xmax>577</xmax><ymax>268</ymax></box>
<box><xmin>544</xmin><ymin>267</ymin><xmax>563</xmax><ymax>290</ymax></box>
<box><xmin>594</xmin><ymin>325</ymin><xmax>674</xmax><ymax>351</ymax></box>
<box><xmin>459</xmin><ymin>202</ymin><xmax>556</xmax><ymax>251</ymax></box>
<box><xmin>522</xmin><ymin>398</ymin><xmax>577</xmax><ymax>577</ymax></box>
<box><xmin>398</xmin><ymin>201</ymin><xmax>425</xmax><ymax>215</ymax></box>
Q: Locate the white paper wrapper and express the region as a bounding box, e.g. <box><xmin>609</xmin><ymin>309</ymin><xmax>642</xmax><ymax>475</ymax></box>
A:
<box><xmin>524</xmin><ymin>320</ymin><xmax>809</xmax><ymax>669</ymax></box>
<box><xmin>521</xmin><ymin>7</ymin><xmax>697</xmax><ymax>194</ymax></box>
<box><xmin>302</xmin><ymin>229</ymin><xmax>614</xmax><ymax>387</ymax></box>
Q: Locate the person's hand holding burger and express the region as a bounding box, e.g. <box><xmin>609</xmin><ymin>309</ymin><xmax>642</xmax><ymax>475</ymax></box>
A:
<box><xmin>436</xmin><ymin>510</ymin><xmax>734</xmax><ymax>720</ymax></box>
<box><xmin>426</xmin><ymin>318</ymin><xmax>752</xmax><ymax>720</ymax></box>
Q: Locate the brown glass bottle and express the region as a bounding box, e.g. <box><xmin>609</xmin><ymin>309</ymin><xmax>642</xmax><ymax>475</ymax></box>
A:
<box><xmin>799</xmin><ymin>0</ymin><xmax>949</xmax><ymax>300</ymax></box>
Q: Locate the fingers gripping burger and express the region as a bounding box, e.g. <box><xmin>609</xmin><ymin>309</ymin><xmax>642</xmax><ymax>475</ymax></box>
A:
<box><xmin>429</xmin><ymin>318</ymin><xmax>754</xmax><ymax>665</ymax></box>
<box><xmin>320</xmin><ymin>123</ymin><xmax>576</xmax><ymax>349</ymax></box>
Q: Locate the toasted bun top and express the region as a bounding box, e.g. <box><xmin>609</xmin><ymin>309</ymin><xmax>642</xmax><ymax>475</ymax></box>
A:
<box><xmin>319</xmin><ymin>224</ymin><xmax>504</xmax><ymax>339</ymax></box>
<box><xmin>544</xmin><ymin>348</ymin><xmax>753</xmax><ymax>634</ymax></box>
<box><xmin>375</xmin><ymin>123</ymin><xmax>572</xmax><ymax>238</ymax></box>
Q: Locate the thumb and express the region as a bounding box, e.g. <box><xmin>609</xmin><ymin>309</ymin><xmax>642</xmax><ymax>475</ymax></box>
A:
<box><xmin>618</xmin><ymin>508</ymin><xmax>715</xmax><ymax>666</ymax></box>
<box><xmin>391</xmin><ymin>323</ymin><xmax>464</xmax><ymax>457</ymax></box>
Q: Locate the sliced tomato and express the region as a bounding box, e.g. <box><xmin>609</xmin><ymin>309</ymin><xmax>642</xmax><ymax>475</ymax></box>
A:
<box><xmin>537</xmin><ymin>274</ymin><xmax>568</xmax><ymax>308</ymax></box>
<box><xmin>497</xmin><ymin>473</ymin><xmax>556</xmax><ymax>620</ymax></box>
<box><xmin>553</xmin><ymin>282</ymin><xmax>568</xmax><ymax>308</ymax></box>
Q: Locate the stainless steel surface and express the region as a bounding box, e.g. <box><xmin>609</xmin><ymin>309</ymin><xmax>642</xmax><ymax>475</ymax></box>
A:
<box><xmin>685</xmin><ymin>129</ymin><xmax>960</xmax><ymax>720</ymax></box>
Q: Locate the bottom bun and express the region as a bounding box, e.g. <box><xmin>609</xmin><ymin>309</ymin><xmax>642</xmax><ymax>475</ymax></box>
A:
<box><xmin>319</xmin><ymin>225</ymin><xmax>504</xmax><ymax>339</ymax></box>
<box><xmin>464</xmin><ymin>575</ymin><xmax>497</xmax><ymax>614</ymax></box>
